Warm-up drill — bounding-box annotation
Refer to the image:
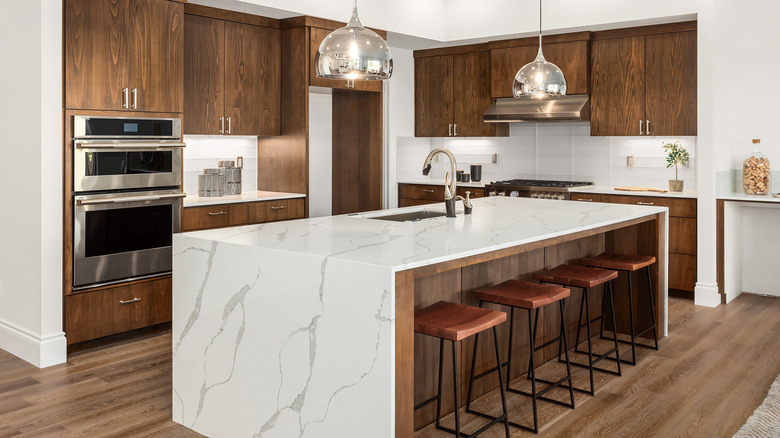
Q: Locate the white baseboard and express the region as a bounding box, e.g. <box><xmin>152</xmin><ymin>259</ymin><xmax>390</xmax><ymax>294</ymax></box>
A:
<box><xmin>0</xmin><ymin>318</ymin><xmax>66</xmax><ymax>368</ymax></box>
<box><xmin>694</xmin><ymin>282</ymin><xmax>722</xmax><ymax>308</ymax></box>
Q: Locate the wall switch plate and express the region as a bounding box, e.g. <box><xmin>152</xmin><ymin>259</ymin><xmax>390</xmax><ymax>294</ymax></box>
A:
<box><xmin>627</xmin><ymin>156</ymin><xmax>634</xmax><ymax>167</ymax></box>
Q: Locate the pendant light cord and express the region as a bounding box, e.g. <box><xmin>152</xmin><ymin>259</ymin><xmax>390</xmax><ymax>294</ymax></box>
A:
<box><xmin>538</xmin><ymin>0</ymin><xmax>542</xmax><ymax>49</ymax></box>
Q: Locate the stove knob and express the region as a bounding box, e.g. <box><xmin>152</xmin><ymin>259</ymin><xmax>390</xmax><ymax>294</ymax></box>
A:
<box><xmin>541</xmin><ymin>194</ymin><xmax>549</xmax><ymax>199</ymax></box>
<box><xmin>498</xmin><ymin>191</ymin><xmax>506</xmax><ymax>196</ymax></box>
<box><xmin>555</xmin><ymin>194</ymin><xmax>564</xmax><ymax>200</ymax></box>
<box><xmin>530</xmin><ymin>193</ymin><xmax>537</xmax><ymax>198</ymax></box>
<box><xmin>510</xmin><ymin>190</ymin><xmax>520</xmax><ymax>197</ymax></box>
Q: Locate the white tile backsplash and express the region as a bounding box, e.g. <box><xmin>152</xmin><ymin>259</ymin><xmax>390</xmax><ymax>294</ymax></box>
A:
<box><xmin>182</xmin><ymin>135</ymin><xmax>258</xmax><ymax>196</ymax></box>
<box><xmin>397</xmin><ymin>123</ymin><xmax>698</xmax><ymax>189</ymax></box>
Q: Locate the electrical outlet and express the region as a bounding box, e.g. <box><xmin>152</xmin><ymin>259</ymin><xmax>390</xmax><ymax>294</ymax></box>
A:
<box><xmin>627</xmin><ymin>156</ymin><xmax>634</xmax><ymax>167</ymax></box>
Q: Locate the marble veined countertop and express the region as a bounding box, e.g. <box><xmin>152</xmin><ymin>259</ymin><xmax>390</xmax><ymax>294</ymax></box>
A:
<box><xmin>183</xmin><ymin>190</ymin><xmax>305</xmax><ymax>207</ymax></box>
<box><xmin>569</xmin><ymin>185</ymin><xmax>698</xmax><ymax>199</ymax></box>
<box><xmin>181</xmin><ymin>196</ymin><xmax>667</xmax><ymax>271</ymax></box>
<box><xmin>717</xmin><ymin>192</ymin><xmax>780</xmax><ymax>204</ymax></box>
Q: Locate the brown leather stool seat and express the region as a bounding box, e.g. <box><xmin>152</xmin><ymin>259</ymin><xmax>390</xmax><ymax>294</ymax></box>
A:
<box><xmin>414</xmin><ymin>301</ymin><xmax>510</xmax><ymax>438</ymax></box>
<box><xmin>468</xmin><ymin>280</ymin><xmax>575</xmax><ymax>434</ymax></box>
<box><xmin>532</xmin><ymin>264</ymin><xmax>622</xmax><ymax>396</ymax></box>
<box><xmin>578</xmin><ymin>253</ymin><xmax>659</xmax><ymax>365</ymax></box>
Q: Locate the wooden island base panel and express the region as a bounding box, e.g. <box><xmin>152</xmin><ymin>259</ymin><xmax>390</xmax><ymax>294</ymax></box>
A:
<box><xmin>171</xmin><ymin>197</ymin><xmax>666</xmax><ymax>437</ymax></box>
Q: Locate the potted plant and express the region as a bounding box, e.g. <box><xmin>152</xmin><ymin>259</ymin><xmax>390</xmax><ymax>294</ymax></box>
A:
<box><xmin>663</xmin><ymin>141</ymin><xmax>689</xmax><ymax>192</ymax></box>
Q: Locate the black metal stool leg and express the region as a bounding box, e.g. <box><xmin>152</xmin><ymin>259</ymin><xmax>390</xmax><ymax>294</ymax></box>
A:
<box><xmin>582</xmin><ymin>287</ymin><xmax>595</xmax><ymax>395</ymax></box>
<box><xmin>559</xmin><ymin>300</ymin><xmax>576</xmax><ymax>409</ymax></box>
<box><xmin>506</xmin><ymin>307</ymin><xmax>515</xmax><ymax>391</ymax></box>
<box><xmin>451</xmin><ymin>340</ymin><xmax>461</xmax><ymax>438</ymax></box>
<box><xmin>627</xmin><ymin>271</ymin><xmax>637</xmax><ymax>365</ymax></box>
<box><xmin>607</xmin><ymin>280</ymin><xmax>622</xmax><ymax>376</ymax></box>
<box><xmin>436</xmin><ymin>338</ymin><xmax>445</xmax><ymax>429</ymax></box>
<box><xmin>492</xmin><ymin>326</ymin><xmax>510</xmax><ymax>438</ymax></box>
<box><xmin>527</xmin><ymin>309</ymin><xmax>539</xmax><ymax>434</ymax></box>
<box><xmin>646</xmin><ymin>266</ymin><xmax>659</xmax><ymax>350</ymax></box>
<box><xmin>526</xmin><ymin>308</ymin><xmax>540</xmax><ymax>379</ymax></box>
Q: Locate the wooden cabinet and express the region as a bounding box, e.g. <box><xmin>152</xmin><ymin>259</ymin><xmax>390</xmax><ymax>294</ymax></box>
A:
<box><xmin>590</xmin><ymin>23</ymin><xmax>696</xmax><ymax>136</ymax></box>
<box><xmin>308</xmin><ymin>27</ymin><xmax>382</xmax><ymax>92</ymax></box>
<box><xmin>398</xmin><ymin>183</ymin><xmax>485</xmax><ymax>208</ymax></box>
<box><xmin>65</xmin><ymin>275</ymin><xmax>172</xmax><ymax>345</ymax></box>
<box><xmin>414</xmin><ymin>48</ymin><xmax>507</xmax><ymax>138</ymax></box>
<box><xmin>183</xmin><ymin>13</ymin><xmax>280</xmax><ymax>135</ymax></box>
<box><xmin>584</xmin><ymin>193</ymin><xmax>697</xmax><ymax>292</ymax></box>
<box><xmin>182</xmin><ymin>198</ymin><xmax>305</xmax><ymax>232</ymax></box>
<box><xmin>489</xmin><ymin>33</ymin><xmax>590</xmax><ymax>98</ymax></box>
<box><xmin>65</xmin><ymin>0</ymin><xmax>183</xmax><ymax>113</ymax></box>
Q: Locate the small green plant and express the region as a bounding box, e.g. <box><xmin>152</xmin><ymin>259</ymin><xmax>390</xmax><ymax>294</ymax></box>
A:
<box><xmin>663</xmin><ymin>141</ymin><xmax>689</xmax><ymax>181</ymax></box>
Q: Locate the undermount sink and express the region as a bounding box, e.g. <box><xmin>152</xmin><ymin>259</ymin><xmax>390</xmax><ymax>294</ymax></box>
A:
<box><xmin>365</xmin><ymin>209</ymin><xmax>448</xmax><ymax>222</ymax></box>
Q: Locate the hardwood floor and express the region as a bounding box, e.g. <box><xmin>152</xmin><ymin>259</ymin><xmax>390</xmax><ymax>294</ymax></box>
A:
<box><xmin>0</xmin><ymin>294</ymin><xmax>777</xmax><ymax>437</ymax></box>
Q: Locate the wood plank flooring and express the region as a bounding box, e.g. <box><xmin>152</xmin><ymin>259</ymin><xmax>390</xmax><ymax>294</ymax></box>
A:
<box><xmin>0</xmin><ymin>294</ymin><xmax>777</xmax><ymax>437</ymax></box>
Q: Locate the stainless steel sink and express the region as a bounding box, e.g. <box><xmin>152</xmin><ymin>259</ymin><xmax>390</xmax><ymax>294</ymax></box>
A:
<box><xmin>365</xmin><ymin>210</ymin><xmax>447</xmax><ymax>222</ymax></box>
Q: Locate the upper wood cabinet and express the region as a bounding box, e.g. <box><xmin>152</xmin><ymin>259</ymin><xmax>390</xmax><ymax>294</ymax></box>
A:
<box><xmin>489</xmin><ymin>33</ymin><xmax>590</xmax><ymax>98</ymax></box>
<box><xmin>65</xmin><ymin>0</ymin><xmax>183</xmax><ymax>113</ymax></box>
<box><xmin>309</xmin><ymin>27</ymin><xmax>382</xmax><ymax>92</ymax></box>
<box><xmin>183</xmin><ymin>12</ymin><xmax>281</xmax><ymax>136</ymax></box>
<box><xmin>414</xmin><ymin>48</ymin><xmax>507</xmax><ymax>138</ymax></box>
<box><xmin>590</xmin><ymin>23</ymin><xmax>696</xmax><ymax>136</ymax></box>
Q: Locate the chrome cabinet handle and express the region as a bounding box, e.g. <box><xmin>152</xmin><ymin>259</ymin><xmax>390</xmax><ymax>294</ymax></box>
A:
<box><xmin>131</xmin><ymin>88</ymin><xmax>137</xmax><ymax>109</ymax></box>
<box><xmin>120</xmin><ymin>297</ymin><xmax>141</xmax><ymax>305</ymax></box>
<box><xmin>448</xmin><ymin>124</ymin><xmax>452</xmax><ymax>136</ymax></box>
<box><xmin>422</xmin><ymin>189</ymin><xmax>435</xmax><ymax>193</ymax></box>
<box><xmin>646</xmin><ymin>119</ymin><xmax>650</xmax><ymax>135</ymax></box>
<box><xmin>454</xmin><ymin>124</ymin><xmax>458</xmax><ymax>136</ymax></box>
<box><xmin>577</xmin><ymin>198</ymin><xmax>593</xmax><ymax>202</ymax></box>
<box><xmin>227</xmin><ymin>117</ymin><xmax>232</xmax><ymax>134</ymax></box>
<box><xmin>76</xmin><ymin>142</ymin><xmax>186</xmax><ymax>149</ymax></box>
<box><xmin>639</xmin><ymin>119</ymin><xmax>643</xmax><ymax>135</ymax></box>
<box><xmin>76</xmin><ymin>192</ymin><xmax>186</xmax><ymax>205</ymax></box>
<box><xmin>270</xmin><ymin>206</ymin><xmax>287</xmax><ymax>210</ymax></box>
<box><xmin>219</xmin><ymin>117</ymin><xmax>225</xmax><ymax>134</ymax></box>
<box><xmin>637</xmin><ymin>201</ymin><xmax>654</xmax><ymax>205</ymax></box>
<box><xmin>122</xmin><ymin>88</ymin><xmax>129</xmax><ymax>109</ymax></box>
<box><xmin>208</xmin><ymin>211</ymin><xmax>227</xmax><ymax>216</ymax></box>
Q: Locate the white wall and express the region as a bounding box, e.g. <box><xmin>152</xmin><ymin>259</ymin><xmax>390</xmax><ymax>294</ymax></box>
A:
<box><xmin>386</xmin><ymin>47</ymin><xmax>415</xmax><ymax>208</ymax></box>
<box><xmin>308</xmin><ymin>91</ymin><xmax>333</xmax><ymax>217</ymax></box>
<box><xmin>0</xmin><ymin>0</ymin><xmax>66</xmax><ymax>367</ymax></box>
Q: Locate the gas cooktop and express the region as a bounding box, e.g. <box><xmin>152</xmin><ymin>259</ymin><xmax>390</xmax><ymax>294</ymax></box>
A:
<box><xmin>485</xmin><ymin>179</ymin><xmax>594</xmax><ymax>200</ymax></box>
<box><xmin>487</xmin><ymin>179</ymin><xmax>594</xmax><ymax>188</ymax></box>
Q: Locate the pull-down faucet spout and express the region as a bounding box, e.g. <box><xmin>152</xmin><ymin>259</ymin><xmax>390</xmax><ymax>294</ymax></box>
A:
<box><xmin>422</xmin><ymin>148</ymin><xmax>462</xmax><ymax>217</ymax></box>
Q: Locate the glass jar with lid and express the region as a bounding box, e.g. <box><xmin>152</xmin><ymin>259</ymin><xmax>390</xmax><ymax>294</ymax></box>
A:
<box><xmin>743</xmin><ymin>139</ymin><xmax>770</xmax><ymax>195</ymax></box>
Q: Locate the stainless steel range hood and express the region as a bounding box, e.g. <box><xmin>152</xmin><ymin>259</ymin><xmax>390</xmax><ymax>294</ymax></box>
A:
<box><xmin>483</xmin><ymin>95</ymin><xmax>589</xmax><ymax>123</ymax></box>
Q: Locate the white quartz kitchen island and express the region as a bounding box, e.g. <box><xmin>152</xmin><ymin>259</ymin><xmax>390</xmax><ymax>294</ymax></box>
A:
<box><xmin>172</xmin><ymin>197</ymin><xmax>668</xmax><ymax>437</ymax></box>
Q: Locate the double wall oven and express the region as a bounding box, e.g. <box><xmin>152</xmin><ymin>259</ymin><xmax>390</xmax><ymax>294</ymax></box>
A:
<box><xmin>72</xmin><ymin>116</ymin><xmax>185</xmax><ymax>289</ymax></box>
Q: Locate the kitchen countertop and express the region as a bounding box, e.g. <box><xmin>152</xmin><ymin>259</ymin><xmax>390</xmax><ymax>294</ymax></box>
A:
<box><xmin>183</xmin><ymin>190</ymin><xmax>306</xmax><ymax>207</ymax></box>
<box><xmin>397</xmin><ymin>178</ymin><xmax>487</xmax><ymax>188</ymax></box>
<box><xmin>716</xmin><ymin>192</ymin><xmax>780</xmax><ymax>203</ymax></box>
<box><xmin>570</xmin><ymin>185</ymin><xmax>698</xmax><ymax>199</ymax></box>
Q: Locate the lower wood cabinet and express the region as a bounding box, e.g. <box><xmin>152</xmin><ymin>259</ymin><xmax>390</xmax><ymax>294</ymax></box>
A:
<box><xmin>398</xmin><ymin>183</ymin><xmax>485</xmax><ymax>208</ymax></box>
<box><xmin>182</xmin><ymin>198</ymin><xmax>305</xmax><ymax>232</ymax></box>
<box><xmin>571</xmin><ymin>192</ymin><xmax>697</xmax><ymax>292</ymax></box>
<box><xmin>65</xmin><ymin>275</ymin><xmax>172</xmax><ymax>345</ymax></box>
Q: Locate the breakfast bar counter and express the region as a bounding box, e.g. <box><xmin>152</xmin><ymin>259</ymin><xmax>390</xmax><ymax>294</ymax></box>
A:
<box><xmin>172</xmin><ymin>197</ymin><xmax>668</xmax><ymax>437</ymax></box>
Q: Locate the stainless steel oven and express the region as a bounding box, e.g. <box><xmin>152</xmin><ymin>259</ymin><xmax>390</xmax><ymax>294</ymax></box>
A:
<box><xmin>73</xmin><ymin>116</ymin><xmax>184</xmax><ymax>192</ymax></box>
<box><xmin>71</xmin><ymin>115</ymin><xmax>185</xmax><ymax>289</ymax></box>
<box><xmin>73</xmin><ymin>189</ymin><xmax>184</xmax><ymax>288</ymax></box>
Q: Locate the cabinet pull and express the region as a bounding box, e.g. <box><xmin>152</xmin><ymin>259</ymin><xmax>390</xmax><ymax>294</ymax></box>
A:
<box><xmin>448</xmin><ymin>124</ymin><xmax>453</xmax><ymax>136</ymax></box>
<box><xmin>122</xmin><ymin>88</ymin><xmax>129</xmax><ymax>109</ymax></box>
<box><xmin>227</xmin><ymin>117</ymin><xmax>232</xmax><ymax>134</ymax></box>
<box><xmin>453</xmin><ymin>124</ymin><xmax>458</xmax><ymax>137</ymax></box>
<box><xmin>208</xmin><ymin>211</ymin><xmax>227</xmax><ymax>216</ymax></box>
<box><xmin>219</xmin><ymin>117</ymin><xmax>225</xmax><ymax>134</ymax></box>
<box><xmin>120</xmin><ymin>297</ymin><xmax>141</xmax><ymax>305</ymax></box>
<box><xmin>637</xmin><ymin>201</ymin><xmax>654</xmax><ymax>205</ymax></box>
<box><xmin>639</xmin><ymin>119</ymin><xmax>643</xmax><ymax>135</ymax></box>
<box><xmin>270</xmin><ymin>205</ymin><xmax>287</xmax><ymax>210</ymax></box>
<box><xmin>131</xmin><ymin>88</ymin><xmax>137</xmax><ymax>109</ymax></box>
<box><xmin>646</xmin><ymin>119</ymin><xmax>650</xmax><ymax>135</ymax></box>
<box><xmin>421</xmin><ymin>189</ymin><xmax>435</xmax><ymax>193</ymax></box>
<box><xmin>577</xmin><ymin>198</ymin><xmax>593</xmax><ymax>202</ymax></box>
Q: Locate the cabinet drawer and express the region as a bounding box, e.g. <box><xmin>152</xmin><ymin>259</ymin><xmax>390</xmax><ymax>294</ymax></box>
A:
<box><xmin>182</xmin><ymin>203</ymin><xmax>248</xmax><ymax>231</ymax></box>
<box><xmin>65</xmin><ymin>276</ymin><xmax>172</xmax><ymax>345</ymax></box>
<box><xmin>247</xmin><ymin>198</ymin><xmax>305</xmax><ymax>223</ymax></box>
<box><xmin>669</xmin><ymin>253</ymin><xmax>696</xmax><ymax>291</ymax></box>
<box><xmin>670</xmin><ymin>217</ymin><xmax>697</xmax><ymax>255</ymax></box>
<box><xmin>457</xmin><ymin>187</ymin><xmax>485</xmax><ymax>199</ymax></box>
<box><xmin>570</xmin><ymin>193</ymin><xmax>602</xmax><ymax>203</ymax></box>
<box><xmin>600</xmin><ymin>194</ymin><xmax>696</xmax><ymax>218</ymax></box>
<box><xmin>398</xmin><ymin>184</ymin><xmax>445</xmax><ymax>201</ymax></box>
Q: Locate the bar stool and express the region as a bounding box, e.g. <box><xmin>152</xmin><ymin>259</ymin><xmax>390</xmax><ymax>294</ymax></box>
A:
<box><xmin>579</xmin><ymin>253</ymin><xmax>659</xmax><ymax>365</ymax></box>
<box><xmin>468</xmin><ymin>280</ymin><xmax>575</xmax><ymax>434</ymax></box>
<box><xmin>532</xmin><ymin>264</ymin><xmax>621</xmax><ymax>396</ymax></box>
<box><xmin>414</xmin><ymin>301</ymin><xmax>510</xmax><ymax>438</ymax></box>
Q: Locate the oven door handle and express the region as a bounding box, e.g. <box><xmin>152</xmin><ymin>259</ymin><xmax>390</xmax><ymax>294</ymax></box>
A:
<box><xmin>75</xmin><ymin>142</ymin><xmax>186</xmax><ymax>149</ymax></box>
<box><xmin>77</xmin><ymin>192</ymin><xmax>186</xmax><ymax>206</ymax></box>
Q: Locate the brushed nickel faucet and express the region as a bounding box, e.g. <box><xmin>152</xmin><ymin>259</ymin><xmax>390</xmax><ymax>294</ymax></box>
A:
<box><xmin>422</xmin><ymin>148</ymin><xmax>472</xmax><ymax>217</ymax></box>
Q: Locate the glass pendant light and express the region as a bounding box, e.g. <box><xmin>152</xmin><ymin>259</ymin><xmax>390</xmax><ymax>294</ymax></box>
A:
<box><xmin>512</xmin><ymin>0</ymin><xmax>566</xmax><ymax>98</ymax></box>
<box><xmin>315</xmin><ymin>0</ymin><xmax>393</xmax><ymax>81</ymax></box>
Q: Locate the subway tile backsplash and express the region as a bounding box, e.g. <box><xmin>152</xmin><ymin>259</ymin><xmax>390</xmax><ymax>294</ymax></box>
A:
<box><xmin>397</xmin><ymin>122</ymin><xmax>697</xmax><ymax>189</ymax></box>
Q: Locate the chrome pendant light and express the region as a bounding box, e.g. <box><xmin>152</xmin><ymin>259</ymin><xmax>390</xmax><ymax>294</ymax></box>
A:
<box><xmin>315</xmin><ymin>0</ymin><xmax>393</xmax><ymax>81</ymax></box>
<box><xmin>512</xmin><ymin>0</ymin><xmax>566</xmax><ymax>98</ymax></box>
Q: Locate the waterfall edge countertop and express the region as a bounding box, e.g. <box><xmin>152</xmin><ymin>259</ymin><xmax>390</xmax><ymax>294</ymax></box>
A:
<box><xmin>183</xmin><ymin>190</ymin><xmax>306</xmax><ymax>207</ymax></box>
<box><xmin>172</xmin><ymin>197</ymin><xmax>668</xmax><ymax>437</ymax></box>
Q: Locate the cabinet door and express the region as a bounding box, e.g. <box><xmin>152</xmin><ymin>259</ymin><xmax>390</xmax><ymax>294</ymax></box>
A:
<box><xmin>309</xmin><ymin>27</ymin><xmax>382</xmax><ymax>92</ymax></box>
<box><xmin>590</xmin><ymin>37</ymin><xmax>646</xmax><ymax>136</ymax></box>
<box><xmin>128</xmin><ymin>0</ymin><xmax>183</xmax><ymax>113</ymax></box>
<box><xmin>224</xmin><ymin>22</ymin><xmax>281</xmax><ymax>136</ymax></box>
<box><xmin>65</xmin><ymin>0</ymin><xmax>131</xmax><ymax>111</ymax></box>
<box><xmin>490</xmin><ymin>45</ymin><xmax>536</xmax><ymax>98</ymax></box>
<box><xmin>415</xmin><ymin>55</ymin><xmax>453</xmax><ymax>137</ymax></box>
<box><xmin>452</xmin><ymin>51</ymin><xmax>496</xmax><ymax>137</ymax></box>
<box><xmin>645</xmin><ymin>31</ymin><xmax>697</xmax><ymax>136</ymax></box>
<box><xmin>183</xmin><ymin>14</ymin><xmax>225</xmax><ymax>135</ymax></box>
